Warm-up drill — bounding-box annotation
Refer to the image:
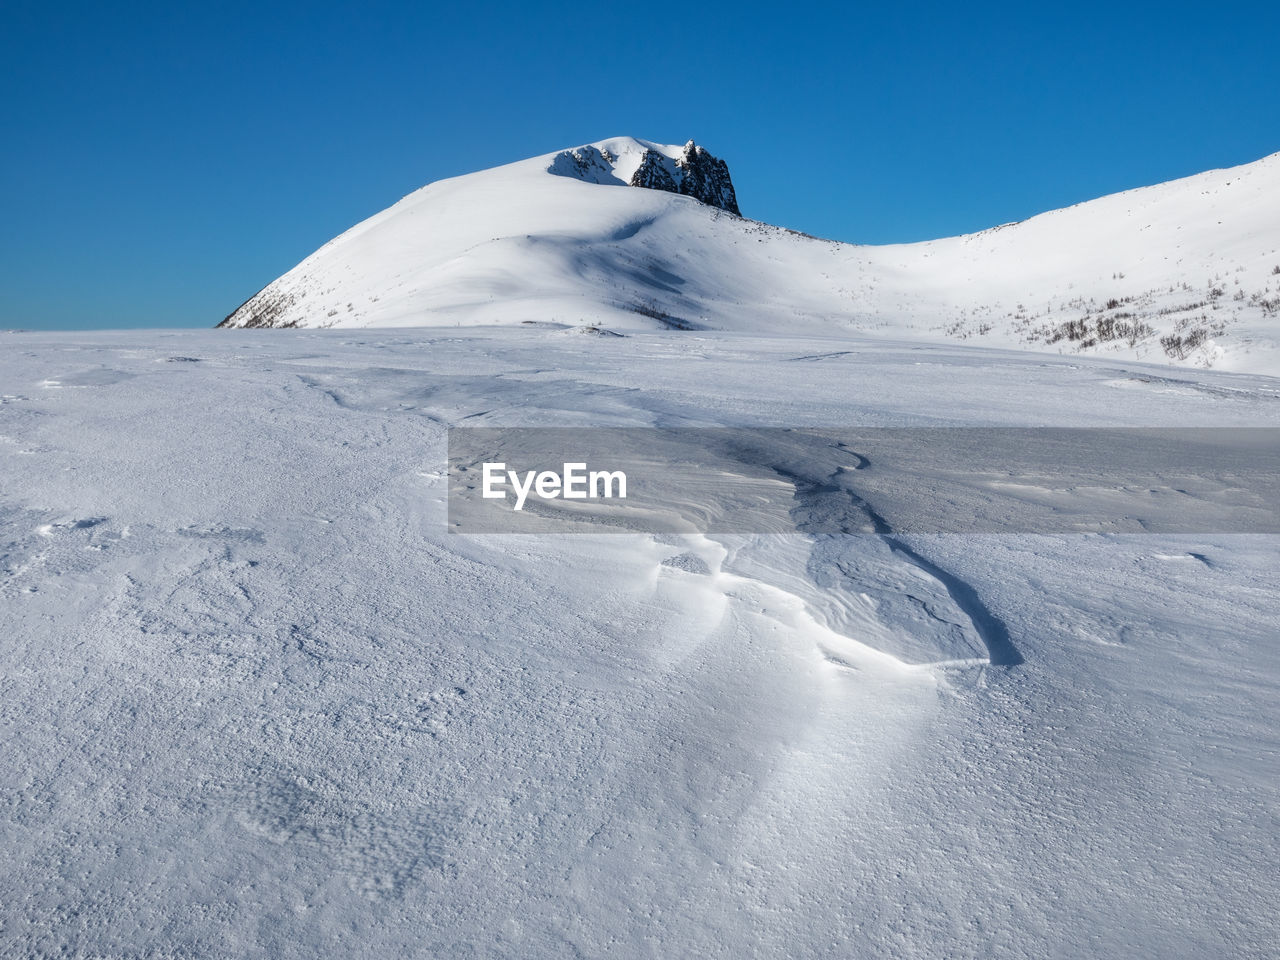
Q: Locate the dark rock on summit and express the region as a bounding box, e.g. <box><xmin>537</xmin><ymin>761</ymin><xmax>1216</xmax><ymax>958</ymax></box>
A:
<box><xmin>629</xmin><ymin>150</ymin><xmax>677</xmax><ymax>193</ymax></box>
<box><xmin>627</xmin><ymin>140</ymin><xmax>740</xmax><ymax>216</ymax></box>
<box><xmin>674</xmin><ymin>140</ymin><xmax>739</xmax><ymax>216</ymax></box>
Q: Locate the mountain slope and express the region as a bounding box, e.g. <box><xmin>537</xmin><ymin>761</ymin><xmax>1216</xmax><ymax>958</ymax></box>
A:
<box><xmin>220</xmin><ymin>137</ymin><xmax>1280</xmax><ymax>373</ymax></box>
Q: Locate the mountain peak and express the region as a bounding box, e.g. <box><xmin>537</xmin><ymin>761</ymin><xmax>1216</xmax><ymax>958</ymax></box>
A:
<box><xmin>548</xmin><ymin>138</ymin><xmax>740</xmax><ymax>215</ymax></box>
<box><xmin>218</xmin><ymin>140</ymin><xmax>1280</xmax><ymax>373</ymax></box>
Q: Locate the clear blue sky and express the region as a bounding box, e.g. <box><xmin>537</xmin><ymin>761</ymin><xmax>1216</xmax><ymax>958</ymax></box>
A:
<box><xmin>3</xmin><ymin>0</ymin><xmax>1278</xmax><ymax>330</ymax></box>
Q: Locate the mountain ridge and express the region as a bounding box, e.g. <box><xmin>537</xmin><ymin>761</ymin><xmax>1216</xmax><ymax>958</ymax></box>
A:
<box><xmin>219</xmin><ymin>139</ymin><xmax>1280</xmax><ymax>374</ymax></box>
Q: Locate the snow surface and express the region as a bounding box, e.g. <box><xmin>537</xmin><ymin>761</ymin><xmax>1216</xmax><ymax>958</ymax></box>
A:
<box><xmin>220</xmin><ymin>139</ymin><xmax>1280</xmax><ymax>374</ymax></box>
<box><xmin>2</xmin><ymin>326</ymin><xmax>1278</xmax><ymax>958</ymax></box>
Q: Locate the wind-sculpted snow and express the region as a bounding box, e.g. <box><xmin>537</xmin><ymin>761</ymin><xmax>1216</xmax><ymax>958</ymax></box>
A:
<box><xmin>2</xmin><ymin>328</ymin><xmax>1279</xmax><ymax>958</ymax></box>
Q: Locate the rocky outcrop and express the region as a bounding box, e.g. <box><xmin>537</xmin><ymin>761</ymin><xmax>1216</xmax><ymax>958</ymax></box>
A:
<box><xmin>629</xmin><ymin>150</ymin><xmax>677</xmax><ymax>193</ymax></box>
<box><xmin>627</xmin><ymin>141</ymin><xmax>740</xmax><ymax>215</ymax></box>
<box><xmin>674</xmin><ymin>141</ymin><xmax>739</xmax><ymax>215</ymax></box>
<box><xmin>547</xmin><ymin>138</ymin><xmax>741</xmax><ymax>215</ymax></box>
<box><xmin>547</xmin><ymin>146</ymin><xmax>617</xmax><ymax>185</ymax></box>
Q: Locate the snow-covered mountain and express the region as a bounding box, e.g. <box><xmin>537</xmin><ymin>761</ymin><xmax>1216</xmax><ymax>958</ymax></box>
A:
<box><xmin>220</xmin><ymin>137</ymin><xmax>1280</xmax><ymax>372</ymax></box>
